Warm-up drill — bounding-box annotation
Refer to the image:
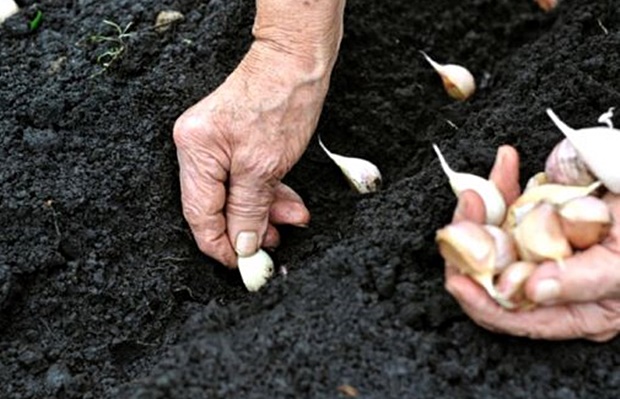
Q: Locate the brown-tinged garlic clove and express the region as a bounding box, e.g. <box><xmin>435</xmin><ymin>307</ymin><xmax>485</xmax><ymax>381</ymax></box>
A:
<box><xmin>502</xmin><ymin>181</ymin><xmax>601</xmax><ymax>230</ymax></box>
<box><xmin>420</xmin><ymin>52</ymin><xmax>475</xmax><ymax>101</ymax></box>
<box><xmin>524</xmin><ymin>172</ymin><xmax>549</xmax><ymax>193</ymax></box>
<box><xmin>535</xmin><ymin>0</ymin><xmax>559</xmax><ymax>12</ymax></box>
<box><xmin>545</xmin><ymin>139</ymin><xmax>596</xmax><ymax>186</ymax></box>
<box><xmin>483</xmin><ymin>225</ymin><xmax>518</xmax><ymax>274</ymax></box>
<box><xmin>512</xmin><ymin>202</ymin><xmax>573</xmax><ymax>263</ymax></box>
<box><xmin>495</xmin><ymin>261</ymin><xmax>537</xmax><ymax>309</ymax></box>
<box><xmin>559</xmin><ymin>196</ymin><xmax>613</xmax><ymax>249</ymax></box>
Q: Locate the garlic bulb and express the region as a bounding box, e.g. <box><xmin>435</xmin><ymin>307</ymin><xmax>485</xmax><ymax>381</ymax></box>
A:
<box><xmin>436</xmin><ymin>221</ymin><xmax>514</xmax><ymax>308</ymax></box>
<box><xmin>433</xmin><ymin>144</ymin><xmax>506</xmax><ymax>225</ymax></box>
<box><xmin>0</xmin><ymin>0</ymin><xmax>19</xmax><ymax>24</ymax></box>
<box><xmin>420</xmin><ymin>51</ymin><xmax>475</xmax><ymax>101</ymax></box>
<box><xmin>511</xmin><ymin>202</ymin><xmax>573</xmax><ymax>263</ymax></box>
<box><xmin>237</xmin><ymin>249</ymin><xmax>274</xmax><ymax>292</ymax></box>
<box><xmin>535</xmin><ymin>0</ymin><xmax>559</xmax><ymax>12</ymax></box>
<box><xmin>483</xmin><ymin>225</ymin><xmax>518</xmax><ymax>274</ymax></box>
<box><xmin>558</xmin><ymin>196</ymin><xmax>613</xmax><ymax>249</ymax></box>
<box><xmin>318</xmin><ymin>137</ymin><xmax>382</xmax><ymax>194</ymax></box>
<box><xmin>547</xmin><ymin>108</ymin><xmax>620</xmax><ymax>193</ymax></box>
<box><xmin>545</xmin><ymin>139</ymin><xmax>596</xmax><ymax>186</ymax></box>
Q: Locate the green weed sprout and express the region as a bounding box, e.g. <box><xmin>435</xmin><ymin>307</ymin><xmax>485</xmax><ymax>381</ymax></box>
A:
<box><xmin>89</xmin><ymin>20</ymin><xmax>134</xmax><ymax>77</ymax></box>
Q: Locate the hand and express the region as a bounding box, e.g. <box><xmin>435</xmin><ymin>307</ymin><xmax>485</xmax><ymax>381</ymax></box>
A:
<box><xmin>173</xmin><ymin>42</ymin><xmax>333</xmax><ymax>267</ymax></box>
<box><xmin>444</xmin><ymin>145</ymin><xmax>620</xmax><ymax>341</ymax></box>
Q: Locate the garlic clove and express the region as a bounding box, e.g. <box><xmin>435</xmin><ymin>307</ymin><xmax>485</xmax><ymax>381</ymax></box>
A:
<box><xmin>503</xmin><ymin>181</ymin><xmax>601</xmax><ymax>229</ymax></box>
<box><xmin>420</xmin><ymin>51</ymin><xmax>476</xmax><ymax>101</ymax></box>
<box><xmin>524</xmin><ymin>172</ymin><xmax>549</xmax><ymax>192</ymax></box>
<box><xmin>483</xmin><ymin>225</ymin><xmax>518</xmax><ymax>274</ymax></box>
<box><xmin>547</xmin><ymin>109</ymin><xmax>620</xmax><ymax>193</ymax></box>
<box><xmin>237</xmin><ymin>249</ymin><xmax>274</xmax><ymax>292</ymax></box>
<box><xmin>511</xmin><ymin>202</ymin><xmax>573</xmax><ymax>263</ymax></box>
<box><xmin>559</xmin><ymin>196</ymin><xmax>613</xmax><ymax>249</ymax></box>
<box><xmin>0</xmin><ymin>0</ymin><xmax>19</xmax><ymax>24</ymax></box>
<box><xmin>597</xmin><ymin>107</ymin><xmax>615</xmax><ymax>129</ymax></box>
<box><xmin>433</xmin><ymin>144</ymin><xmax>506</xmax><ymax>225</ymax></box>
<box><xmin>495</xmin><ymin>261</ymin><xmax>537</xmax><ymax>309</ymax></box>
<box><xmin>535</xmin><ymin>0</ymin><xmax>559</xmax><ymax>12</ymax></box>
<box><xmin>545</xmin><ymin>139</ymin><xmax>596</xmax><ymax>186</ymax></box>
<box><xmin>318</xmin><ymin>137</ymin><xmax>382</xmax><ymax>194</ymax></box>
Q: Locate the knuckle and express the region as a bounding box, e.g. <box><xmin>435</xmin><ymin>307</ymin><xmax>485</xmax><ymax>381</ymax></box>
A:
<box><xmin>173</xmin><ymin>114</ymin><xmax>203</xmax><ymax>149</ymax></box>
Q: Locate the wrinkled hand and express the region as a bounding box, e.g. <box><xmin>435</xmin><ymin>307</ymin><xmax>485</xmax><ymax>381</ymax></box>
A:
<box><xmin>444</xmin><ymin>145</ymin><xmax>620</xmax><ymax>341</ymax></box>
<box><xmin>174</xmin><ymin>43</ymin><xmax>331</xmax><ymax>267</ymax></box>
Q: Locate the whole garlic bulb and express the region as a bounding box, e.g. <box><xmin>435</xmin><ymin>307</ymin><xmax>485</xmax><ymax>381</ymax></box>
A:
<box><xmin>547</xmin><ymin>109</ymin><xmax>620</xmax><ymax>193</ymax></box>
<box><xmin>545</xmin><ymin>139</ymin><xmax>596</xmax><ymax>186</ymax></box>
<box><xmin>420</xmin><ymin>51</ymin><xmax>476</xmax><ymax>101</ymax></box>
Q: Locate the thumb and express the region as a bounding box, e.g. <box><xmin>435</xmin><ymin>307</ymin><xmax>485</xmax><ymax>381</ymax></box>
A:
<box><xmin>226</xmin><ymin>176</ymin><xmax>275</xmax><ymax>257</ymax></box>
<box><xmin>525</xmin><ymin>245</ymin><xmax>620</xmax><ymax>305</ymax></box>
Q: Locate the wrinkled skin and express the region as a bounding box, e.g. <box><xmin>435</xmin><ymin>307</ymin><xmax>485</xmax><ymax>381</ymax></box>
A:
<box><xmin>445</xmin><ymin>146</ymin><xmax>620</xmax><ymax>341</ymax></box>
<box><xmin>174</xmin><ymin>43</ymin><xmax>331</xmax><ymax>267</ymax></box>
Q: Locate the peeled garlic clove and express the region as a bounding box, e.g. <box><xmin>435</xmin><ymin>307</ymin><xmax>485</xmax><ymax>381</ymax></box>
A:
<box><xmin>559</xmin><ymin>196</ymin><xmax>613</xmax><ymax>249</ymax></box>
<box><xmin>547</xmin><ymin>109</ymin><xmax>620</xmax><ymax>193</ymax></box>
<box><xmin>0</xmin><ymin>0</ymin><xmax>19</xmax><ymax>24</ymax></box>
<box><xmin>433</xmin><ymin>144</ymin><xmax>506</xmax><ymax>225</ymax></box>
<box><xmin>420</xmin><ymin>51</ymin><xmax>475</xmax><ymax>101</ymax></box>
<box><xmin>545</xmin><ymin>139</ymin><xmax>595</xmax><ymax>186</ymax></box>
<box><xmin>524</xmin><ymin>172</ymin><xmax>548</xmax><ymax>192</ymax></box>
<box><xmin>495</xmin><ymin>261</ymin><xmax>537</xmax><ymax>308</ymax></box>
<box><xmin>535</xmin><ymin>0</ymin><xmax>559</xmax><ymax>12</ymax></box>
<box><xmin>318</xmin><ymin>137</ymin><xmax>382</xmax><ymax>194</ymax></box>
<box><xmin>503</xmin><ymin>181</ymin><xmax>601</xmax><ymax>229</ymax></box>
<box><xmin>483</xmin><ymin>225</ymin><xmax>518</xmax><ymax>274</ymax></box>
<box><xmin>512</xmin><ymin>202</ymin><xmax>572</xmax><ymax>263</ymax></box>
<box><xmin>237</xmin><ymin>249</ymin><xmax>274</xmax><ymax>292</ymax></box>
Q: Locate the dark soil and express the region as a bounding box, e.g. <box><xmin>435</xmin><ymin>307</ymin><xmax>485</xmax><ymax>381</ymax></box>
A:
<box><xmin>1</xmin><ymin>0</ymin><xmax>620</xmax><ymax>397</ymax></box>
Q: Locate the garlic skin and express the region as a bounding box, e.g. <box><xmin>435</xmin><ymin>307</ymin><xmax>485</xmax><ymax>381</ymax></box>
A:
<box><xmin>237</xmin><ymin>249</ymin><xmax>274</xmax><ymax>292</ymax></box>
<box><xmin>547</xmin><ymin>109</ymin><xmax>620</xmax><ymax>193</ymax></box>
<box><xmin>436</xmin><ymin>221</ymin><xmax>514</xmax><ymax>308</ymax></box>
<box><xmin>524</xmin><ymin>172</ymin><xmax>548</xmax><ymax>192</ymax></box>
<box><xmin>545</xmin><ymin>139</ymin><xmax>596</xmax><ymax>186</ymax></box>
<box><xmin>0</xmin><ymin>0</ymin><xmax>19</xmax><ymax>24</ymax></box>
<box><xmin>155</xmin><ymin>10</ymin><xmax>185</xmax><ymax>32</ymax></box>
<box><xmin>433</xmin><ymin>144</ymin><xmax>506</xmax><ymax>225</ymax></box>
<box><xmin>559</xmin><ymin>196</ymin><xmax>613</xmax><ymax>249</ymax></box>
<box><xmin>535</xmin><ymin>0</ymin><xmax>559</xmax><ymax>12</ymax></box>
<box><xmin>420</xmin><ymin>52</ymin><xmax>475</xmax><ymax>101</ymax></box>
<box><xmin>318</xmin><ymin>137</ymin><xmax>382</xmax><ymax>194</ymax></box>
<box><xmin>511</xmin><ymin>202</ymin><xmax>573</xmax><ymax>263</ymax></box>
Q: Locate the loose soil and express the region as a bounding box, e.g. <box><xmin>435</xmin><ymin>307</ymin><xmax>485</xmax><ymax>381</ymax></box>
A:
<box><xmin>1</xmin><ymin>0</ymin><xmax>620</xmax><ymax>398</ymax></box>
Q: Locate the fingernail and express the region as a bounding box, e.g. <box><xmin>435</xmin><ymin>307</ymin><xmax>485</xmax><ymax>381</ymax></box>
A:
<box><xmin>454</xmin><ymin>195</ymin><xmax>468</xmax><ymax>220</ymax></box>
<box><xmin>494</xmin><ymin>148</ymin><xmax>507</xmax><ymax>170</ymax></box>
<box><xmin>533</xmin><ymin>279</ymin><xmax>561</xmax><ymax>304</ymax></box>
<box><xmin>235</xmin><ymin>231</ymin><xmax>258</xmax><ymax>257</ymax></box>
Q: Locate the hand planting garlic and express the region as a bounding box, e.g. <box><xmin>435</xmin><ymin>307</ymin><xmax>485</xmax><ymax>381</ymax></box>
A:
<box><xmin>420</xmin><ymin>51</ymin><xmax>475</xmax><ymax>101</ymax></box>
<box><xmin>0</xmin><ymin>0</ymin><xmax>19</xmax><ymax>24</ymax></box>
<box><xmin>237</xmin><ymin>249</ymin><xmax>274</xmax><ymax>292</ymax></box>
<box><xmin>433</xmin><ymin>144</ymin><xmax>506</xmax><ymax>225</ymax></box>
<box><xmin>318</xmin><ymin>136</ymin><xmax>382</xmax><ymax>194</ymax></box>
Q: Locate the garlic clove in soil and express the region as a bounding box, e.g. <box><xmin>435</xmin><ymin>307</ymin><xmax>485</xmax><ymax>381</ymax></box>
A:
<box><xmin>511</xmin><ymin>202</ymin><xmax>573</xmax><ymax>263</ymax></box>
<box><xmin>436</xmin><ymin>221</ymin><xmax>513</xmax><ymax>308</ymax></box>
<box><xmin>495</xmin><ymin>261</ymin><xmax>537</xmax><ymax>309</ymax></box>
<box><xmin>503</xmin><ymin>181</ymin><xmax>601</xmax><ymax>229</ymax></box>
<box><xmin>0</xmin><ymin>0</ymin><xmax>19</xmax><ymax>24</ymax></box>
<box><xmin>420</xmin><ymin>51</ymin><xmax>476</xmax><ymax>101</ymax></box>
<box><xmin>237</xmin><ymin>249</ymin><xmax>275</xmax><ymax>292</ymax></box>
<box><xmin>433</xmin><ymin>144</ymin><xmax>506</xmax><ymax>225</ymax></box>
<box><xmin>558</xmin><ymin>196</ymin><xmax>613</xmax><ymax>249</ymax></box>
<box><xmin>483</xmin><ymin>225</ymin><xmax>518</xmax><ymax>274</ymax></box>
<box><xmin>535</xmin><ymin>0</ymin><xmax>559</xmax><ymax>12</ymax></box>
<box><xmin>547</xmin><ymin>108</ymin><xmax>620</xmax><ymax>193</ymax></box>
<box><xmin>545</xmin><ymin>138</ymin><xmax>596</xmax><ymax>186</ymax></box>
<box><xmin>318</xmin><ymin>136</ymin><xmax>382</xmax><ymax>194</ymax></box>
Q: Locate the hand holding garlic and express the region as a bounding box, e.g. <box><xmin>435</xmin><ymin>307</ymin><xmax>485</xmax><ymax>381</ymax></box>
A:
<box><xmin>442</xmin><ymin>145</ymin><xmax>620</xmax><ymax>341</ymax></box>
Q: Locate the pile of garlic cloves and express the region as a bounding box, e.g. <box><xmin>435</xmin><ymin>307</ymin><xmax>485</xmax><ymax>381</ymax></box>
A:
<box><xmin>436</xmin><ymin>108</ymin><xmax>618</xmax><ymax>310</ymax></box>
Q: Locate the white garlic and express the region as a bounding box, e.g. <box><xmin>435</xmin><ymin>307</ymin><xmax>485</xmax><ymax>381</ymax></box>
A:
<box><xmin>420</xmin><ymin>51</ymin><xmax>476</xmax><ymax>101</ymax></box>
<box><xmin>483</xmin><ymin>225</ymin><xmax>517</xmax><ymax>274</ymax></box>
<box><xmin>547</xmin><ymin>109</ymin><xmax>620</xmax><ymax>193</ymax></box>
<box><xmin>433</xmin><ymin>144</ymin><xmax>506</xmax><ymax>225</ymax></box>
<box><xmin>597</xmin><ymin>107</ymin><xmax>615</xmax><ymax>128</ymax></box>
<box><xmin>545</xmin><ymin>139</ymin><xmax>595</xmax><ymax>186</ymax></box>
<box><xmin>318</xmin><ymin>136</ymin><xmax>382</xmax><ymax>194</ymax></box>
<box><xmin>237</xmin><ymin>249</ymin><xmax>274</xmax><ymax>292</ymax></box>
<box><xmin>0</xmin><ymin>0</ymin><xmax>19</xmax><ymax>24</ymax></box>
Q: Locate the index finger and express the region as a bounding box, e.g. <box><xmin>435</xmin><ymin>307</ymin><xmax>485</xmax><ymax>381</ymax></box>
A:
<box><xmin>489</xmin><ymin>145</ymin><xmax>521</xmax><ymax>206</ymax></box>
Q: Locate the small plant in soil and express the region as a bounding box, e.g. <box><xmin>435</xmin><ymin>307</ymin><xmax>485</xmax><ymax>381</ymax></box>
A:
<box><xmin>88</xmin><ymin>20</ymin><xmax>134</xmax><ymax>77</ymax></box>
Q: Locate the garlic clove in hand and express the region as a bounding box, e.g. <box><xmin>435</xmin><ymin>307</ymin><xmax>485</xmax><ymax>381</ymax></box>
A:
<box><xmin>483</xmin><ymin>225</ymin><xmax>518</xmax><ymax>274</ymax></box>
<box><xmin>318</xmin><ymin>137</ymin><xmax>382</xmax><ymax>194</ymax></box>
<box><xmin>511</xmin><ymin>202</ymin><xmax>572</xmax><ymax>263</ymax></box>
<box><xmin>237</xmin><ymin>249</ymin><xmax>274</xmax><ymax>292</ymax></box>
<box><xmin>433</xmin><ymin>144</ymin><xmax>506</xmax><ymax>225</ymax></box>
<box><xmin>547</xmin><ymin>108</ymin><xmax>620</xmax><ymax>193</ymax></box>
<box><xmin>495</xmin><ymin>261</ymin><xmax>537</xmax><ymax>309</ymax></box>
<box><xmin>558</xmin><ymin>196</ymin><xmax>613</xmax><ymax>249</ymax></box>
<box><xmin>524</xmin><ymin>172</ymin><xmax>549</xmax><ymax>192</ymax></box>
<box><xmin>545</xmin><ymin>138</ymin><xmax>596</xmax><ymax>186</ymax></box>
<box><xmin>420</xmin><ymin>51</ymin><xmax>475</xmax><ymax>101</ymax></box>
